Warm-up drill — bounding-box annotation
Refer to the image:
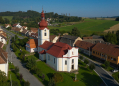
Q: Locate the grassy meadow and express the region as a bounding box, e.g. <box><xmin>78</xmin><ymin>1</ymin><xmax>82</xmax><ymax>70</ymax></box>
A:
<box><xmin>48</xmin><ymin>19</ymin><xmax>119</xmax><ymax>37</ymax></box>
<box><xmin>2</xmin><ymin>16</ymin><xmax>13</xmax><ymax>22</ymax></box>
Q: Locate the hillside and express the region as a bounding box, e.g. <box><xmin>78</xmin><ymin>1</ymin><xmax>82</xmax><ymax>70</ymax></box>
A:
<box><xmin>48</xmin><ymin>19</ymin><xmax>119</xmax><ymax>36</ymax></box>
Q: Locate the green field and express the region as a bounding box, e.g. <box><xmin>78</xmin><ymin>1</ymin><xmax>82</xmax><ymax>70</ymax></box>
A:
<box><xmin>2</xmin><ymin>16</ymin><xmax>13</xmax><ymax>22</ymax></box>
<box><xmin>48</xmin><ymin>19</ymin><xmax>119</xmax><ymax>36</ymax></box>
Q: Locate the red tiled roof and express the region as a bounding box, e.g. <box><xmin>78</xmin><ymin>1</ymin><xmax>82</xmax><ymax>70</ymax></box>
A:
<box><xmin>46</xmin><ymin>42</ymin><xmax>72</xmax><ymax>57</ymax></box>
<box><xmin>30</xmin><ymin>28</ymin><xmax>38</xmax><ymax>33</ymax></box>
<box><xmin>27</xmin><ymin>39</ymin><xmax>38</xmax><ymax>48</ymax></box>
<box><xmin>92</xmin><ymin>43</ymin><xmax>119</xmax><ymax>57</ymax></box>
<box><xmin>0</xmin><ymin>48</ymin><xmax>7</xmax><ymax>64</ymax></box>
<box><xmin>39</xmin><ymin>50</ymin><xmax>46</xmax><ymax>54</ymax></box>
<box><xmin>50</xmin><ymin>35</ymin><xmax>56</xmax><ymax>42</ymax></box>
<box><xmin>39</xmin><ymin>41</ymin><xmax>54</xmax><ymax>50</ymax></box>
<box><xmin>75</xmin><ymin>40</ymin><xmax>95</xmax><ymax>51</ymax></box>
<box><xmin>0</xmin><ymin>42</ymin><xmax>4</xmax><ymax>48</ymax></box>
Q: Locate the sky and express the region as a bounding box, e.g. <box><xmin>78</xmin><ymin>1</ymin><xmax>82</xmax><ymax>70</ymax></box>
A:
<box><xmin>0</xmin><ymin>0</ymin><xmax>119</xmax><ymax>17</ymax></box>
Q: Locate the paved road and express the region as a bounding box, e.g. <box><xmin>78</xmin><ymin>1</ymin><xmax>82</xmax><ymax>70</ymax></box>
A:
<box><xmin>6</xmin><ymin>38</ymin><xmax>44</xmax><ymax>86</ymax></box>
<box><xmin>1</xmin><ymin>26</ymin><xmax>24</xmax><ymax>39</ymax></box>
<box><xmin>79</xmin><ymin>55</ymin><xmax>119</xmax><ymax>86</ymax></box>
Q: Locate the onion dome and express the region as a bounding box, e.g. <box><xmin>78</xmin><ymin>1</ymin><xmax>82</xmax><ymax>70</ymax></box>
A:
<box><xmin>39</xmin><ymin>10</ymin><xmax>48</xmax><ymax>28</ymax></box>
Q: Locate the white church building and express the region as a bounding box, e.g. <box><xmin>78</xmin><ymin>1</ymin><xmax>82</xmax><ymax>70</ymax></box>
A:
<box><xmin>26</xmin><ymin>10</ymin><xmax>79</xmax><ymax>72</ymax></box>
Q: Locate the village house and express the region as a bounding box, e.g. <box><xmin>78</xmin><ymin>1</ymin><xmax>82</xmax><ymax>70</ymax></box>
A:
<box><xmin>26</xmin><ymin>10</ymin><xmax>79</xmax><ymax>72</ymax></box>
<box><xmin>0</xmin><ymin>42</ymin><xmax>4</xmax><ymax>48</ymax></box>
<box><xmin>26</xmin><ymin>39</ymin><xmax>38</xmax><ymax>52</ymax></box>
<box><xmin>20</xmin><ymin>29</ymin><xmax>29</xmax><ymax>36</ymax></box>
<box><xmin>13</xmin><ymin>23</ymin><xmax>22</xmax><ymax>28</ymax></box>
<box><xmin>75</xmin><ymin>40</ymin><xmax>95</xmax><ymax>56</ymax></box>
<box><xmin>5</xmin><ymin>24</ymin><xmax>11</xmax><ymax>28</ymax></box>
<box><xmin>0</xmin><ymin>34</ymin><xmax>7</xmax><ymax>44</ymax></box>
<box><xmin>57</xmin><ymin>35</ymin><xmax>82</xmax><ymax>47</ymax></box>
<box><xmin>50</xmin><ymin>35</ymin><xmax>60</xmax><ymax>43</ymax></box>
<box><xmin>82</xmin><ymin>35</ymin><xmax>104</xmax><ymax>44</ymax></box>
<box><xmin>22</xmin><ymin>26</ymin><xmax>28</xmax><ymax>30</ymax></box>
<box><xmin>92</xmin><ymin>43</ymin><xmax>119</xmax><ymax>66</ymax></box>
<box><xmin>0</xmin><ymin>48</ymin><xmax>8</xmax><ymax>76</ymax></box>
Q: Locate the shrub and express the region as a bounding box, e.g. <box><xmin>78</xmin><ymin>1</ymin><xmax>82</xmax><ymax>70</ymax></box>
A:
<box><xmin>79</xmin><ymin>56</ymin><xmax>83</xmax><ymax>60</ymax></box>
<box><xmin>48</xmin><ymin>78</ymin><xmax>56</xmax><ymax>86</ymax></box>
<box><xmin>101</xmin><ymin>64</ymin><xmax>105</xmax><ymax>68</ymax></box>
<box><xmin>84</xmin><ymin>59</ymin><xmax>89</xmax><ymax>65</ymax></box>
<box><xmin>24</xmin><ymin>81</ymin><xmax>30</xmax><ymax>86</ymax></box>
<box><xmin>12</xmin><ymin>80</ymin><xmax>19</xmax><ymax>86</ymax></box>
<box><xmin>52</xmin><ymin>73</ymin><xmax>63</xmax><ymax>83</ymax></box>
<box><xmin>42</xmin><ymin>74</ymin><xmax>45</xmax><ymax>81</ymax></box>
<box><xmin>19</xmin><ymin>74</ymin><xmax>23</xmax><ymax>81</ymax></box>
<box><xmin>14</xmin><ymin>66</ymin><xmax>19</xmax><ymax>74</ymax></box>
<box><xmin>104</xmin><ymin>61</ymin><xmax>110</xmax><ymax>69</ymax></box>
<box><xmin>89</xmin><ymin>63</ymin><xmax>95</xmax><ymax>71</ymax></box>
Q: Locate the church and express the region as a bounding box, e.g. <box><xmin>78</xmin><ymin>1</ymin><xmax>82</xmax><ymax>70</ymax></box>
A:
<box><xmin>26</xmin><ymin>10</ymin><xmax>79</xmax><ymax>72</ymax></box>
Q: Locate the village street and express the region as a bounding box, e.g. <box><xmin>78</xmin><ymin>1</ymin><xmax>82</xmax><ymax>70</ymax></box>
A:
<box><xmin>3</xmin><ymin>27</ymin><xmax>44</xmax><ymax>86</ymax></box>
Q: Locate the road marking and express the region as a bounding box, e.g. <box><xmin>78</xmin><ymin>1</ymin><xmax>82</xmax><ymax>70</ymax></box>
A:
<box><xmin>94</xmin><ymin>70</ymin><xmax>108</xmax><ymax>86</ymax></box>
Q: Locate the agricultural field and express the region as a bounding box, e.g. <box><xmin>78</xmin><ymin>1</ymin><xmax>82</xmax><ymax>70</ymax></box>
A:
<box><xmin>48</xmin><ymin>19</ymin><xmax>119</xmax><ymax>37</ymax></box>
<box><xmin>2</xmin><ymin>16</ymin><xmax>13</xmax><ymax>22</ymax></box>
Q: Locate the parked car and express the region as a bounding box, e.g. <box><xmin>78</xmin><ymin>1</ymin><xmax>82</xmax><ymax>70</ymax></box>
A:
<box><xmin>10</xmin><ymin>48</ymin><xmax>13</xmax><ymax>51</ymax></box>
<box><xmin>112</xmin><ymin>69</ymin><xmax>118</xmax><ymax>72</ymax></box>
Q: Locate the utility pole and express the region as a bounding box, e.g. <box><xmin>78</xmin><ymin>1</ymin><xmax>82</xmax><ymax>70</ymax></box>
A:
<box><xmin>11</xmin><ymin>53</ymin><xmax>12</xmax><ymax>63</ymax></box>
<box><xmin>89</xmin><ymin>47</ymin><xmax>90</xmax><ymax>57</ymax></box>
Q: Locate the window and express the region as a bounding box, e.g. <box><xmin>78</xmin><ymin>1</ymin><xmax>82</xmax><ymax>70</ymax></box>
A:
<box><xmin>65</xmin><ymin>60</ymin><xmax>67</xmax><ymax>65</ymax></box>
<box><xmin>114</xmin><ymin>58</ymin><xmax>116</xmax><ymax>61</ymax></box>
<box><xmin>72</xmin><ymin>52</ymin><xmax>73</xmax><ymax>55</ymax></box>
<box><xmin>54</xmin><ymin>58</ymin><xmax>55</xmax><ymax>64</ymax></box>
<box><xmin>93</xmin><ymin>51</ymin><xmax>95</xmax><ymax>54</ymax></box>
<box><xmin>44</xmin><ymin>32</ymin><xmax>47</xmax><ymax>36</ymax></box>
<box><xmin>108</xmin><ymin>56</ymin><xmax>110</xmax><ymax>59</ymax></box>
<box><xmin>111</xmin><ymin>57</ymin><xmax>113</xmax><ymax>60</ymax></box>
<box><xmin>72</xmin><ymin>59</ymin><xmax>74</xmax><ymax>63</ymax></box>
<box><xmin>48</xmin><ymin>55</ymin><xmax>50</xmax><ymax>60</ymax></box>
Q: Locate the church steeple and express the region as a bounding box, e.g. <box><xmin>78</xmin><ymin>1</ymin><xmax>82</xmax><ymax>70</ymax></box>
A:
<box><xmin>39</xmin><ymin>8</ymin><xmax>48</xmax><ymax>29</ymax></box>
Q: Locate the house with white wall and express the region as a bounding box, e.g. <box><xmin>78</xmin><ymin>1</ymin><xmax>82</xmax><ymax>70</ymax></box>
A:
<box><xmin>26</xmin><ymin>39</ymin><xmax>38</xmax><ymax>52</ymax></box>
<box><xmin>0</xmin><ymin>34</ymin><xmax>7</xmax><ymax>44</ymax></box>
<box><xmin>0</xmin><ymin>48</ymin><xmax>8</xmax><ymax>76</ymax></box>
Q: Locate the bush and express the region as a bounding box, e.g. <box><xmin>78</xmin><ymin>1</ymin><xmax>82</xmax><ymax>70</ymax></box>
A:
<box><xmin>52</xmin><ymin>73</ymin><xmax>63</xmax><ymax>83</ymax></box>
<box><xmin>84</xmin><ymin>59</ymin><xmax>89</xmax><ymax>65</ymax></box>
<box><xmin>19</xmin><ymin>74</ymin><xmax>23</xmax><ymax>81</ymax></box>
<box><xmin>104</xmin><ymin>61</ymin><xmax>110</xmax><ymax>69</ymax></box>
<box><xmin>14</xmin><ymin>66</ymin><xmax>19</xmax><ymax>74</ymax></box>
<box><xmin>89</xmin><ymin>63</ymin><xmax>95</xmax><ymax>71</ymax></box>
<box><xmin>12</xmin><ymin>80</ymin><xmax>19</xmax><ymax>86</ymax></box>
<box><xmin>101</xmin><ymin>64</ymin><xmax>105</xmax><ymax>68</ymax></box>
<box><xmin>24</xmin><ymin>81</ymin><xmax>30</xmax><ymax>86</ymax></box>
<box><xmin>79</xmin><ymin>56</ymin><xmax>83</xmax><ymax>60</ymax></box>
<box><xmin>48</xmin><ymin>78</ymin><xmax>56</xmax><ymax>86</ymax></box>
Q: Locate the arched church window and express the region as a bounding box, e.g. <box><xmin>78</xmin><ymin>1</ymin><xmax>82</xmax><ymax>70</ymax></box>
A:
<box><xmin>39</xmin><ymin>30</ymin><xmax>40</xmax><ymax>36</ymax></box>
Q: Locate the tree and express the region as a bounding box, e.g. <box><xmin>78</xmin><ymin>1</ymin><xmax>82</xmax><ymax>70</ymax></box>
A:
<box><xmin>0</xmin><ymin>70</ymin><xmax>7</xmax><ymax>86</ymax></box>
<box><xmin>48</xmin><ymin>78</ymin><xmax>56</xmax><ymax>86</ymax></box>
<box><xmin>89</xmin><ymin>63</ymin><xmax>95</xmax><ymax>71</ymax></box>
<box><xmin>24</xmin><ymin>81</ymin><xmax>30</xmax><ymax>86</ymax></box>
<box><xmin>84</xmin><ymin>59</ymin><xmax>89</xmax><ymax>67</ymax></box>
<box><xmin>0</xmin><ymin>16</ymin><xmax>4</xmax><ymax>24</ymax></box>
<box><xmin>4</xmin><ymin>18</ymin><xmax>10</xmax><ymax>24</ymax></box>
<box><xmin>26</xmin><ymin>57</ymin><xmax>36</xmax><ymax>69</ymax></box>
<box><xmin>52</xmin><ymin>73</ymin><xmax>63</xmax><ymax>83</ymax></box>
<box><xmin>116</xmin><ymin>30</ymin><xmax>119</xmax><ymax>44</ymax></box>
<box><xmin>79</xmin><ymin>56</ymin><xmax>83</xmax><ymax>60</ymax></box>
<box><xmin>71</xmin><ymin>27</ymin><xmax>81</xmax><ymax>37</ymax></box>
<box><xmin>104</xmin><ymin>61</ymin><xmax>110</xmax><ymax>69</ymax></box>
<box><xmin>115</xmin><ymin>17</ymin><xmax>119</xmax><ymax>21</ymax></box>
<box><xmin>14</xmin><ymin>66</ymin><xmax>19</xmax><ymax>74</ymax></box>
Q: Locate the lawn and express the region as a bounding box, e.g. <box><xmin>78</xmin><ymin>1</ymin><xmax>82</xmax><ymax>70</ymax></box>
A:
<box><xmin>2</xmin><ymin>16</ymin><xmax>13</xmax><ymax>22</ymax></box>
<box><xmin>112</xmin><ymin>72</ymin><xmax>119</xmax><ymax>83</ymax></box>
<box><xmin>35</xmin><ymin>60</ymin><xmax>103</xmax><ymax>86</ymax></box>
<box><xmin>8</xmin><ymin>63</ymin><xmax>21</xmax><ymax>86</ymax></box>
<box><xmin>48</xmin><ymin>19</ymin><xmax>119</xmax><ymax>36</ymax></box>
